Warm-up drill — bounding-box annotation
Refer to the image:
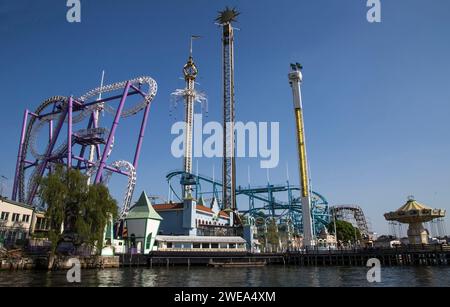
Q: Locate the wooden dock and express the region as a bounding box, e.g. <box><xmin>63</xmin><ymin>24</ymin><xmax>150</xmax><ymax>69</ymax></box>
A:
<box><xmin>207</xmin><ymin>260</ymin><xmax>267</xmax><ymax>268</ymax></box>
<box><xmin>285</xmin><ymin>245</ymin><xmax>450</xmax><ymax>266</ymax></box>
<box><xmin>119</xmin><ymin>245</ymin><xmax>450</xmax><ymax>268</ymax></box>
<box><xmin>120</xmin><ymin>252</ymin><xmax>284</xmax><ymax>267</ymax></box>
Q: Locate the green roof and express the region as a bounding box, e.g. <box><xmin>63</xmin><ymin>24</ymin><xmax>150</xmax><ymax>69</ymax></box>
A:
<box><xmin>125</xmin><ymin>191</ymin><xmax>163</xmax><ymax>221</ymax></box>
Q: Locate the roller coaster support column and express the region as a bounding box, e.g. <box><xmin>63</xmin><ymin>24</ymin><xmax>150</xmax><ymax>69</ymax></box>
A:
<box><xmin>27</xmin><ymin>106</ymin><xmax>68</xmax><ymax>204</ymax></box>
<box><xmin>94</xmin><ymin>82</ymin><xmax>131</xmax><ymax>184</ymax></box>
<box><xmin>67</xmin><ymin>97</ymin><xmax>73</xmax><ymax>169</ymax></box>
<box><xmin>12</xmin><ymin>110</ymin><xmax>29</xmax><ymax>201</ymax></box>
<box><xmin>49</xmin><ymin>120</ymin><xmax>53</xmax><ymax>144</ymax></box>
<box><xmin>288</xmin><ymin>63</ymin><xmax>314</xmax><ymax>248</ymax></box>
<box><xmin>133</xmin><ymin>99</ymin><xmax>151</xmax><ymax>169</ymax></box>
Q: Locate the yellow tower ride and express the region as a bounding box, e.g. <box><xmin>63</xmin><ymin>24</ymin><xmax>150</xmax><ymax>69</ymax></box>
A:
<box><xmin>288</xmin><ymin>63</ymin><xmax>315</xmax><ymax>248</ymax></box>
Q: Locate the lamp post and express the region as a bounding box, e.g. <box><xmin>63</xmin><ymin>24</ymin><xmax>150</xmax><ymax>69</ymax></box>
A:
<box><xmin>333</xmin><ymin>212</ymin><xmax>338</xmax><ymax>248</ymax></box>
<box><xmin>264</xmin><ymin>219</ymin><xmax>269</xmax><ymax>253</ymax></box>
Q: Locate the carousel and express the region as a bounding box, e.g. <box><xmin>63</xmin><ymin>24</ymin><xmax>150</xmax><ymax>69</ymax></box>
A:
<box><xmin>384</xmin><ymin>196</ymin><xmax>446</xmax><ymax>245</ymax></box>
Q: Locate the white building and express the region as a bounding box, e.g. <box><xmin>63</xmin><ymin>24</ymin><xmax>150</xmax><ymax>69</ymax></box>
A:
<box><xmin>153</xmin><ymin>197</ymin><xmax>230</xmax><ymax>236</ymax></box>
<box><xmin>317</xmin><ymin>227</ymin><xmax>337</xmax><ymax>249</ymax></box>
<box><xmin>155</xmin><ymin>235</ymin><xmax>247</xmax><ymax>252</ymax></box>
<box><xmin>0</xmin><ymin>197</ymin><xmax>48</xmax><ymax>247</ymax></box>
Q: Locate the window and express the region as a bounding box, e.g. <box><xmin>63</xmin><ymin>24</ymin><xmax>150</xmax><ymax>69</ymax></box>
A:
<box><xmin>167</xmin><ymin>242</ymin><xmax>173</xmax><ymax>248</ymax></box>
<box><xmin>145</xmin><ymin>233</ymin><xmax>152</xmax><ymax>250</ymax></box>
<box><xmin>12</xmin><ymin>213</ymin><xmax>20</xmax><ymax>222</ymax></box>
<box><xmin>219</xmin><ymin>243</ymin><xmax>228</xmax><ymax>249</ymax></box>
<box><xmin>201</xmin><ymin>243</ymin><xmax>210</xmax><ymax>249</ymax></box>
<box><xmin>211</xmin><ymin>243</ymin><xmax>219</xmax><ymax>249</ymax></box>
<box><xmin>193</xmin><ymin>243</ymin><xmax>201</xmax><ymax>249</ymax></box>
<box><xmin>1</xmin><ymin>212</ymin><xmax>9</xmax><ymax>221</ymax></box>
<box><xmin>36</xmin><ymin>217</ymin><xmax>49</xmax><ymax>230</ymax></box>
<box><xmin>22</xmin><ymin>215</ymin><xmax>30</xmax><ymax>223</ymax></box>
<box><xmin>36</xmin><ymin>218</ymin><xmax>43</xmax><ymax>230</ymax></box>
<box><xmin>229</xmin><ymin>243</ymin><xmax>236</xmax><ymax>249</ymax></box>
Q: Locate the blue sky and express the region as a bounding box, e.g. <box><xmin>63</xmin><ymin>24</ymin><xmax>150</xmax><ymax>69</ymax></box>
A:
<box><xmin>0</xmin><ymin>0</ymin><xmax>449</xmax><ymax>235</ymax></box>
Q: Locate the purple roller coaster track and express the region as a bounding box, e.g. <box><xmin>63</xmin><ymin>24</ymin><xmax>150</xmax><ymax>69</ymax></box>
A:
<box><xmin>11</xmin><ymin>76</ymin><xmax>157</xmax><ymax>215</ymax></box>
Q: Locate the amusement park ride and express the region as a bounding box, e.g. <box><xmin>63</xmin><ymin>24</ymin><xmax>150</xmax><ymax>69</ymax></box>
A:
<box><xmin>166</xmin><ymin>170</ymin><xmax>331</xmax><ymax>237</ymax></box>
<box><xmin>288</xmin><ymin>63</ymin><xmax>315</xmax><ymax>247</ymax></box>
<box><xmin>217</xmin><ymin>8</ymin><xmax>239</xmax><ymax>217</ymax></box>
<box><xmin>11</xmin><ymin>76</ymin><xmax>158</xmax><ymax>219</ymax></box>
<box><xmin>170</xmin><ymin>36</ymin><xmax>206</xmax><ymax>200</ymax></box>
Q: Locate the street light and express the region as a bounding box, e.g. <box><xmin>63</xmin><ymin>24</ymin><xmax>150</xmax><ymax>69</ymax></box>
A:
<box><xmin>332</xmin><ymin>213</ymin><xmax>338</xmax><ymax>248</ymax></box>
<box><xmin>264</xmin><ymin>220</ymin><xmax>268</xmax><ymax>252</ymax></box>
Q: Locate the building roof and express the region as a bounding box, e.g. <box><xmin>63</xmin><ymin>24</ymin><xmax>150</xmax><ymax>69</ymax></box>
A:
<box><xmin>153</xmin><ymin>203</ymin><xmax>183</xmax><ymax>211</ymax></box>
<box><xmin>318</xmin><ymin>227</ymin><xmax>329</xmax><ymax>238</ymax></box>
<box><xmin>0</xmin><ymin>197</ymin><xmax>34</xmax><ymax>211</ymax></box>
<box><xmin>155</xmin><ymin>235</ymin><xmax>246</xmax><ymax>244</ymax></box>
<box><xmin>397</xmin><ymin>199</ymin><xmax>431</xmax><ymax>212</ymax></box>
<box><xmin>196</xmin><ymin>204</ymin><xmax>214</xmax><ymax>214</ymax></box>
<box><xmin>219</xmin><ymin>211</ymin><xmax>230</xmax><ymax>218</ymax></box>
<box><xmin>126</xmin><ymin>191</ymin><xmax>163</xmax><ymax>220</ymax></box>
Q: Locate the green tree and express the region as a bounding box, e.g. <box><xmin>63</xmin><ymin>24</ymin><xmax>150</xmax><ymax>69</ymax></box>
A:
<box><xmin>327</xmin><ymin>220</ymin><xmax>361</xmax><ymax>244</ymax></box>
<box><xmin>76</xmin><ymin>184</ymin><xmax>118</xmax><ymax>251</ymax></box>
<box><xmin>39</xmin><ymin>166</ymin><xmax>117</xmax><ymax>254</ymax></box>
<box><xmin>266</xmin><ymin>219</ymin><xmax>280</xmax><ymax>246</ymax></box>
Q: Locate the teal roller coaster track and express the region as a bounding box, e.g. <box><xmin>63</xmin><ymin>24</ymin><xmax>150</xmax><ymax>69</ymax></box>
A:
<box><xmin>166</xmin><ymin>170</ymin><xmax>331</xmax><ymax>236</ymax></box>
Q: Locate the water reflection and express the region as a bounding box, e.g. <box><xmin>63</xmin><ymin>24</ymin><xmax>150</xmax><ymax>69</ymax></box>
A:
<box><xmin>96</xmin><ymin>269</ymin><xmax>124</xmax><ymax>287</ymax></box>
<box><xmin>411</xmin><ymin>267</ymin><xmax>435</xmax><ymax>287</ymax></box>
<box><xmin>0</xmin><ymin>266</ymin><xmax>449</xmax><ymax>287</ymax></box>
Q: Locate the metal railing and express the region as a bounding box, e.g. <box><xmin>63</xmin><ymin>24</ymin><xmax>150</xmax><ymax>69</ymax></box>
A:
<box><xmin>285</xmin><ymin>244</ymin><xmax>450</xmax><ymax>255</ymax></box>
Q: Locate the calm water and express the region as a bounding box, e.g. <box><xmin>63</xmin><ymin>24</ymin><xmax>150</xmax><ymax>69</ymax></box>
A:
<box><xmin>0</xmin><ymin>266</ymin><xmax>449</xmax><ymax>287</ymax></box>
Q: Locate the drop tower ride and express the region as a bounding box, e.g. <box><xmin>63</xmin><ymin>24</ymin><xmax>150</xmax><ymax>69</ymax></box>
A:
<box><xmin>288</xmin><ymin>63</ymin><xmax>314</xmax><ymax>247</ymax></box>
<box><xmin>216</xmin><ymin>7</ymin><xmax>239</xmax><ymax>217</ymax></box>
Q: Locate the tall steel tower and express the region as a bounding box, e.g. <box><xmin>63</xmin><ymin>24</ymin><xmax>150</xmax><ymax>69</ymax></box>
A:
<box><xmin>181</xmin><ymin>37</ymin><xmax>199</xmax><ymax>199</ymax></box>
<box><xmin>216</xmin><ymin>7</ymin><xmax>239</xmax><ymax>213</ymax></box>
<box><xmin>288</xmin><ymin>63</ymin><xmax>315</xmax><ymax>247</ymax></box>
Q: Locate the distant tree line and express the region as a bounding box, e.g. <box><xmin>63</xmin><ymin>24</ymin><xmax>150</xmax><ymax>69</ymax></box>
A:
<box><xmin>327</xmin><ymin>220</ymin><xmax>361</xmax><ymax>244</ymax></box>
